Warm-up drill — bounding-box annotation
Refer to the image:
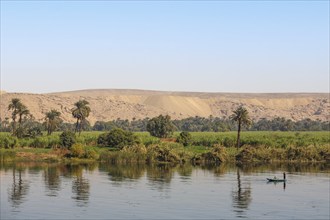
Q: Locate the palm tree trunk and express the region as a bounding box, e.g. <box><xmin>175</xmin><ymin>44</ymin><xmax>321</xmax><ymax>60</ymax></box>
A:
<box><xmin>12</xmin><ymin>118</ymin><xmax>17</xmax><ymax>136</ymax></box>
<box><xmin>75</xmin><ymin>119</ymin><xmax>79</xmax><ymax>133</ymax></box>
<box><xmin>236</xmin><ymin>120</ymin><xmax>241</xmax><ymax>149</ymax></box>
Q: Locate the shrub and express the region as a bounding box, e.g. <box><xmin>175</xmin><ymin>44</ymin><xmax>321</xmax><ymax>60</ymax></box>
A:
<box><xmin>31</xmin><ymin>137</ymin><xmax>49</xmax><ymax>148</ymax></box>
<box><xmin>146</xmin><ymin>144</ymin><xmax>181</xmax><ymax>163</ymax></box>
<box><xmin>222</xmin><ymin>137</ymin><xmax>236</xmax><ymax>147</ymax></box>
<box><xmin>97</xmin><ymin>128</ymin><xmax>139</xmax><ymax>149</ymax></box>
<box><xmin>59</xmin><ymin>131</ymin><xmax>76</xmax><ymax>149</ymax></box>
<box><xmin>146</xmin><ymin>115</ymin><xmax>175</xmax><ymax>138</ymax></box>
<box><xmin>84</xmin><ymin>147</ymin><xmax>99</xmax><ymax>160</ymax></box>
<box><xmin>70</xmin><ymin>143</ymin><xmax>85</xmax><ymax>158</ymax></box>
<box><xmin>0</xmin><ymin>136</ymin><xmax>19</xmax><ymax>149</ymax></box>
<box><xmin>177</xmin><ymin>131</ymin><xmax>192</xmax><ymax>147</ymax></box>
<box><xmin>192</xmin><ymin>145</ymin><xmax>227</xmax><ymax>165</ymax></box>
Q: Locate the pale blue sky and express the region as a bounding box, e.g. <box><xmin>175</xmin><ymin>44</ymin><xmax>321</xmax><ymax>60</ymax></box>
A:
<box><xmin>1</xmin><ymin>1</ymin><xmax>329</xmax><ymax>93</ymax></box>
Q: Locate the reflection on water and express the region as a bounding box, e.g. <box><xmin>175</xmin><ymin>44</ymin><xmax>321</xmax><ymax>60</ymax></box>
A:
<box><xmin>72</xmin><ymin>176</ymin><xmax>90</xmax><ymax>206</ymax></box>
<box><xmin>231</xmin><ymin>169</ymin><xmax>252</xmax><ymax>218</ymax></box>
<box><xmin>1</xmin><ymin>162</ymin><xmax>329</xmax><ymax>219</ymax></box>
<box><xmin>8</xmin><ymin>167</ymin><xmax>29</xmax><ymax>207</ymax></box>
<box><xmin>103</xmin><ymin>163</ymin><xmax>146</xmax><ymax>184</ymax></box>
<box><xmin>44</xmin><ymin>166</ymin><xmax>61</xmax><ymax>196</ymax></box>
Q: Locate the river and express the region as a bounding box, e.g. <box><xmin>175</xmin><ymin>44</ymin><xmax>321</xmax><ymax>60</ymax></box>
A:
<box><xmin>1</xmin><ymin>162</ymin><xmax>329</xmax><ymax>219</ymax></box>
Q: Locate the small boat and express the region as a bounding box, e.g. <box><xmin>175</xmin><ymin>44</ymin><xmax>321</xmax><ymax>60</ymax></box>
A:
<box><xmin>267</xmin><ymin>178</ymin><xmax>286</xmax><ymax>182</ymax></box>
<box><xmin>267</xmin><ymin>172</ymin><xmax>286</xmax><ymax>182</ymax></box>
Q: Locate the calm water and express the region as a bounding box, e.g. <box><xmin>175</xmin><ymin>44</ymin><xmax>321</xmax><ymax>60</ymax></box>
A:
<box><xmin>1</xmin><ymin>162</ymin><xmax>329</xmax><ymax>219</ymax></box>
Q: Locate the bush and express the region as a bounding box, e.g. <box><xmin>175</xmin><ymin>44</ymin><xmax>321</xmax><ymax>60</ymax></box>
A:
<box><xmin>192</xmin><ymin>145</ymin><xmax>227</xmax><ymax>165</ymax></box>
<box><xmin>147</xmin><ymin>115</ymin><xmax>175</xmax><ymax>138</ymax></box>
<box><xmin>84</xmin><ymin>147</ymin><xmax>99</xmax><ymax>160</ymax></box>
<box><xmin>146</xmin><ymin>144</ymin><xmax>181</xmax><ymax>163</ymax></box>
<box><xmin>70</xmin><ymin>143</ymin><xmax>85</xmax><ymax>158</ymax></box>
<box><xmin>97</xmin><ymin>128</ymin><xmax>139</xmax><ymax>149</ymax></box>
<box><xmin>0</xmin><ymin>136</ymin><xmax>18</xmax><ymax>149</ymax></box>
<box><xmin>59</xmin><ymin>131</ymin><xmax>76</xmax><ymax>149</ymax></box>
<box><xmin>177</xmin><ymin>131</ymin><xmax>192</xmax><ymax>147</ymax></box>
<box><xmin>31</xmin><ymin>137</ymin><xmax>49</xmax><ymax>148</ymax></box>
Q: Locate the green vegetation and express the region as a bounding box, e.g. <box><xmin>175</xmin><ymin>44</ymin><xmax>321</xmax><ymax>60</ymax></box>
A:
<box><xmin>176</xmin><ymin>131</ymin><xmax>192</xmax><ymax>147</ymax></box>
<box><xmin>44</xmin><ymin>109</ymin><xmax>62</xmax><ymax>135</ymax></box>
<box><xmin>59</xmin><ymin>131</ymin><xmax>76</xmax><ymax>148</ymax></box>
<box><xmin>1</xmin><ymin>98</ymin><xmax>329</xmax><ymax>165</ymax></box>
<box><xmin>0</xmin><ymin>131</ymin><xmax>329</xmax><ymax>165</ymax></box>
<box><xmin>97</xmin><ymin>128</ymin><xmax>139</xmax><ymax>149</ymax></box>
<box><xmin>230</xmin><ymin>106</ymin><xmax>252</xmax><ymax>149</ymax></box>
<box><xmin>146</xmin><ymin>115</ymin><xmax>175</xmax><ymax>138</ymax></box>
<box><xmin>71</xmin><ymin>100</ymin><xmax>91</xmax><ymax>135</ymax></box>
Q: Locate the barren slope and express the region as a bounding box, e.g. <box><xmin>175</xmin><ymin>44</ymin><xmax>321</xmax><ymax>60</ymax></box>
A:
<box><xmin>1</xmin><ymin>89</ymin><xmax>328</xmax><ymax>124</ymax></box>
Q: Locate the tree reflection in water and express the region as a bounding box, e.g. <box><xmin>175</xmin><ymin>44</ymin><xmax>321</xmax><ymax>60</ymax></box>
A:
<box><xmin>105</xmin><ymin>164</ymin><xmax>145</xmax><ymax>185</ymax></box>
<box><xmin>231</xmin><ymin>169</ymin><xmax>252</xmax><ymax>218</ymax></box>
<box><xmin>69</xmin><ymin>165</ymin><xmax>90</xmax><ymax>207</ymax></box>
<box><xmin>146</xmin><ymin>164</ymin><xmax>176</xmax><ymax>199</ymax></box>
<box><xmin>43</xmin><ymin>166</ymin><xmax>61</xmax><ymax>196</ymax></box>
<box><xmin>8</xmin><ymin>167</ymin><xmax>29</xmax><ymax>208</ymax></box>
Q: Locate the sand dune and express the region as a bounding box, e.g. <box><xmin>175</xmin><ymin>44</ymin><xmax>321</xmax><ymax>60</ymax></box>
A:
<box><xmin>1</xmin><ymin>89</ymin><xmax>328</xmax><ymax>124</ymax></box>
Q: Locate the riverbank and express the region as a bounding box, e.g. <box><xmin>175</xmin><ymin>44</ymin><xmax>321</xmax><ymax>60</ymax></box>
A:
<box><xmin>1</xmin><ymin>143</ymin><xmax>329</xmax><ymax>165</ymax></box>
<box><xmin>1</xmin><ymin>131</ymin><xmax>329</xmax><ymax>165</ymax></box>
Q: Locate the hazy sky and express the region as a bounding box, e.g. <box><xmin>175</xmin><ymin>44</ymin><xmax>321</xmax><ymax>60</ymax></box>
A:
<box><xmin>1</xmin><ymin>1</ymin><xmax>329</xmax><ymax>93</ymax></box>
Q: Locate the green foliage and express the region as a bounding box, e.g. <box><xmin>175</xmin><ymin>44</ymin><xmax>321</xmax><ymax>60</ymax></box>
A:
<box><xmin>192</xmin><ymin>145</ymin><xmax>228</xmax><ymax>165</ymax></box>
<box><xmin>0</xmin><ymin>135</ymin><xmax>19</xmax><ymax>148</ymax></box>
<box><xmin>72</xmin><ymin>100</ymin><xmax>91</xmax><ymax>134</ymax></box>
<box><xmin>31</xmin><ymin>137</ymin><xmax>49</xmax><ymax>148</ymax></box>
<box><xmin>176</xmin><ymin>131</ymin><xmax>192</xmax><ymax>147</ymax></box>
<box><xmin>147</xmin><ymin>115</ymin><xmax>175</xmax><ymax>138</ymax></box>
<box><xmin>44</xmin><ymin>109</ymin><xmax>62</xmax><ymax>135</ymax></box>
<box><xmin>97</xmin><ymin>128</ymin><xmax>139</xmax><ymax>149</ymax></box>
<box><xmin>84</xmin><ymin>147</ymin><xmax>100</xmax><ymax>160</ymax></box>
<box><xmin>70</xmin><ymin>143</ymin><xmax>85</xmax><ymax>158</ymax></box>
<box><xmin>59</xmin><ymin>131</ymin><xmax>76</xmax><ymax>148</ymax></box>
<box><xmin>146</xmin><ymin>144</ymin><xmax>181</xmax><ymax>163</ymax></box>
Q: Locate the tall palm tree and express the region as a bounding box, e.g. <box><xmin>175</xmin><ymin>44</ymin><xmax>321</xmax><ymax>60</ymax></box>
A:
<box><xmin>17</xmin><ymin>104</ymin><xmax>30</xmax><ymax>127</ymax></box>
<box><xmin>72</xmin><ymin>100</ymin><xmax>91</xmax><ymax>135</ymax></box>
<box><xmin>45</xmin><ymin>110</ymin><xmax>62</xmax><ymax>135</ymax></box>
<box><xmin>8</xmin><ymin>98</ymin><xmax>23</xmax><ymax>135</ymax></box>
<box><xmin>230</xmin><ymin>106</ymin><xmax>252</xmax><ymax>149</ymax></box>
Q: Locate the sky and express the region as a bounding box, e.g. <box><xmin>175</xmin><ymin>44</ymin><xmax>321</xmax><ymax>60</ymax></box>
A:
<box><xmin>0</xmin><ymin>1</ymin><xmax>329</xmax><ymax>94</ymax></box>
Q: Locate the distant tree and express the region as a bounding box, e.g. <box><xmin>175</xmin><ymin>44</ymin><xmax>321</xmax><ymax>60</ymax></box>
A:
<box><xmin>8</xmin><ymin>99</ymin><xmax>31</xmax><ymax>137</ymax></box>
<box><xmin>97</xmin><ymin>128</ymin><xmax>139</xmax><ymax>149</ymax></box>
<box><xmin>59</xmin><ymin>131</ymin><xmax>76</xmax><ymax>149</ymax></box>
<box><xmin>8</xmin><ymin>98</ymin><xmax>23</xmax><ymax>135</ymax></box>
<box><xmin>230</xmin><ymin>106</ymin><xmax>252</xmax><ymax>149</ymax></box>
<box><xmin>71</xmin><ymin>100</ymin><xmax>91</xmax><ymax>135</ymax></box>
<box><xmin>44</xmin><ymin>110</ymin><xmax>62</xmax><ymax>135</ymax></box>
<box><xmin>17</xmin><ymin>105</ymin><xmax>30</xmax><ymax>128</ymax></box>
<box><xmin>176</xmin><ymin>131</ymin><xmax>192</xmax><ymax>147</ymax></box>
<box><xmin>147</xmin><ymin>115</ymin><xmax>175</xmax><ymax>138</ymax></box>
<box><xmin>0</xmin><ymin>117</ymin><xmax>11</xmax><ymax>132</ymax></box>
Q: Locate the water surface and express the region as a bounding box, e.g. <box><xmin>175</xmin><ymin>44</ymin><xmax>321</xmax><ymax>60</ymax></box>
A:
<box><xmin>1</xmin><ymin>162</ymin><xmax>329</xmax><ymax>219</ymax></box>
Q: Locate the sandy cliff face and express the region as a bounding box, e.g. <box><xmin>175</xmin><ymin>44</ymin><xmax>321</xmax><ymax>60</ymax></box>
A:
<box><xmin>0</xmin><ymin>89</ymin><xmax>328</xmax><ymax>124</ymax></box>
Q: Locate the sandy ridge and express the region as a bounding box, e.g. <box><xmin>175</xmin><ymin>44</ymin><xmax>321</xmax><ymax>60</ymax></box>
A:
<box><xmin>1</xmin><ymin>89</ymin><xmax>329</xmax><ymax>124</ymax></box>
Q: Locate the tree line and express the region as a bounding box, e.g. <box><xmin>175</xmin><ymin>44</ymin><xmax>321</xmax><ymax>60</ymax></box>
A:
<box><xmin>1</xmin><ymin>98</ymin><xmax>329</xmax><ymax>136</ymax></box>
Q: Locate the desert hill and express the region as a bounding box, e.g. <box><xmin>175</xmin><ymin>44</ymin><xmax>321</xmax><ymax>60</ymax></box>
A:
<box><xmin>0</xmin><ymin>89</ymin><xmax>329</xmax><ymax>124</ymax></box>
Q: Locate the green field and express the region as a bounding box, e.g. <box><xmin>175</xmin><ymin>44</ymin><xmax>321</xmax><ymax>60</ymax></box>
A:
<box><xmin>0</xmin><ymin>131</ymin><xmax>329</xmax><ymax>164</ymax></box>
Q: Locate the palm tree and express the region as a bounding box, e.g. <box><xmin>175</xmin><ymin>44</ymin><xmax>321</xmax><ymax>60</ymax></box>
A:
<box><xmin>45</xmin><ymin>110</ymin><xmax>62</xmax><ymax>135</ymax></box>
<box><xmin>230</xmin><ymin>106</ymin><xmax>252</xmax><ymax>149</ymax></box>
<box><xmin>72</xmin><ymin>100</ymin><xmax>91</xmax><ymax>135</ymax></box>
<box><xmin>17</xmin><ymin>104</ymin><xmax>30</xmax><ymax>127</ymax></box>
<box><xmin>8</xmin><ymin>98</ymin><xmax>23</xmax><ymax>135</ymax></box>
